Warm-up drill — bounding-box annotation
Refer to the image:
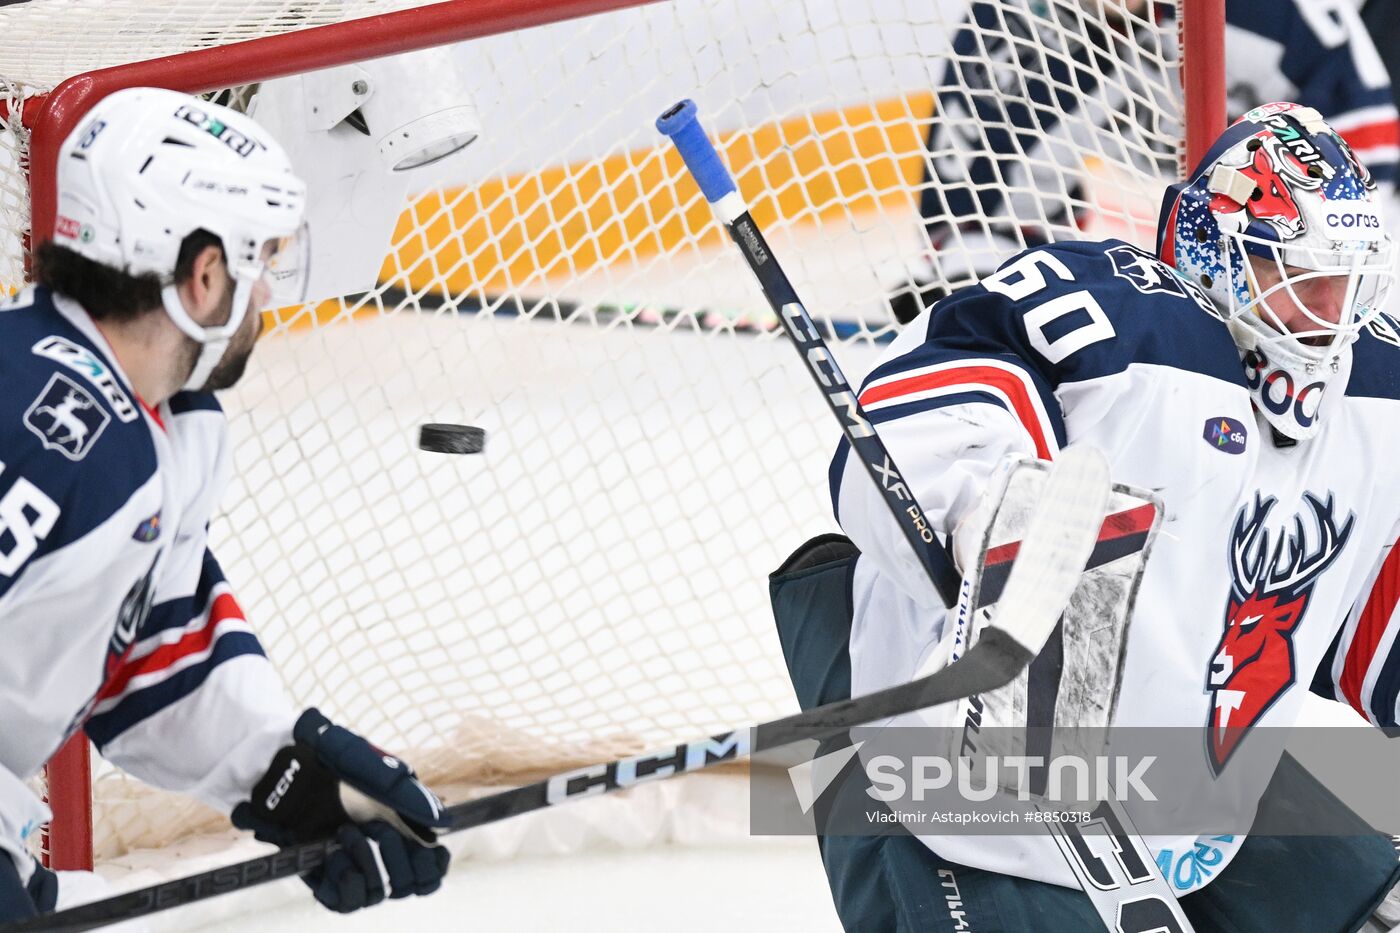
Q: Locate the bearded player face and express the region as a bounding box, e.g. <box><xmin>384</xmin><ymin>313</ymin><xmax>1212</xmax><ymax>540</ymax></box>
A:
<box><xmin>198</xmin><ymin>273</ymin><xmax>268</xmax><ymax>392</ymax></box>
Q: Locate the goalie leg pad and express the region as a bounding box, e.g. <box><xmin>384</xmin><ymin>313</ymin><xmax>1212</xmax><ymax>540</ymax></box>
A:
<box><xmin>813</xmin><ymin>750</ymin><xmax>1400</xmax><ymax>931</ymax></box>
<box><xmin>819</xmin><ymin>824</ymin><xmax>1107</xmax><ymax>931</ymax></box>
<box><xmin>1178</xmin><ymin>753</ymin><xmax>1400</xmax><ymax>933</ymax></box>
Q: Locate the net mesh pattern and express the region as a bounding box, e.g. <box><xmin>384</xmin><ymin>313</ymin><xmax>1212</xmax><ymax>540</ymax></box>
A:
<box><xmin>2</xmin><ymin>0</ymin><xmax>1185</xmax><ymax>863</ymax></box>
<box><xmin>0</xmin><ymin>0</ymin><xmax>436</xmax><ymax>91</ymax></box>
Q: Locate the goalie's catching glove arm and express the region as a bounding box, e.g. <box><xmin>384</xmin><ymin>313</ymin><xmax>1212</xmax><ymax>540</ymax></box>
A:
<box><xmin>232</xmin><ymin>708</ymin><xmax>452</xmax><ymax>913</ymax></box>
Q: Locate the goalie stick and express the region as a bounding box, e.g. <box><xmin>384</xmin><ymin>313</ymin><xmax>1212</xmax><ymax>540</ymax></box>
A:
<box><xmin>8</xmin><ymin>449</ymin><xmax>1104</xmax><ymax>932</ymax></box>
<box><xmin>655</xmin><ymin>99</ymin><xmax>1195</xmax><ymax>933</ymax></box>
<box><xmin>656</xmin><ymin>101</ymin><xmax>962</xmax><ymax>608</ymax></box>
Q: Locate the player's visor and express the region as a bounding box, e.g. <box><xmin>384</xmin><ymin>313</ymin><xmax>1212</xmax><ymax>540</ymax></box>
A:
<box><xmin>260</xmin><ymin>222</ymin><xmax>311</xmax><ymax>305</ymax></box>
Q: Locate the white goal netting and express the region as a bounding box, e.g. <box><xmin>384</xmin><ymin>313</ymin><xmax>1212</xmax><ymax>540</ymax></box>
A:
<box><xmin>0</xmin><ymin>0</ymin><xmax>1193</xmax><ymax>865</ymax></box>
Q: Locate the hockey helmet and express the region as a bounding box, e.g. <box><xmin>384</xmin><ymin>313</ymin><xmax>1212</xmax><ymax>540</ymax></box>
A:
<box><xmin>1157</xmin><ymin>102</ymin><xmax>1394</xmax><ymax>441</ymax></box>
<box><xmin>53</xmin><ymin>87</ymin><xmax>308</xmax><ymax>390</ymax></box>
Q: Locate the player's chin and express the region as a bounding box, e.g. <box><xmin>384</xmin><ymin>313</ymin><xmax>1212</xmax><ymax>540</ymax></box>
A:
<box><xmin>199</xmin><ymin>346</ymin><xmax>255</xmax><ymax>393</ymax></box>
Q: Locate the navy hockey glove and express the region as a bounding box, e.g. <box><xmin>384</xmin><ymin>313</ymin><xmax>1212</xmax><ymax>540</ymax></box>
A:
<box><xmin>232</xmin><ymin>708</ymin><xmax>451</xmax><ymax>913</ymax></box>
<box><xmin>0</xmin><ymin>856</ymin><xmax>57</xmax><ymax>921</ymax></box>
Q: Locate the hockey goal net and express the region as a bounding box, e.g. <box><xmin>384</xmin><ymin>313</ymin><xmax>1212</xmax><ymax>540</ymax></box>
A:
<box><xmin>0</xmin><ymin>0</ymin><xmax>1222</xmax><ymax>877</ymax></box>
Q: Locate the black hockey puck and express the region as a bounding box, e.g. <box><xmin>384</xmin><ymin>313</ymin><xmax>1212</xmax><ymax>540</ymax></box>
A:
<box><xmin>419</xmin><ymin>423</ymin><xmax>486</xmax><ymax>454</ymax></box>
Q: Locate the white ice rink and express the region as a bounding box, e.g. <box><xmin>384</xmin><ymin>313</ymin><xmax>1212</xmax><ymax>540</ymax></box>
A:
<box><xmin>110</xmin><ymin>775</ymin><xmax>845</xmax><ymax>931</ymax></box>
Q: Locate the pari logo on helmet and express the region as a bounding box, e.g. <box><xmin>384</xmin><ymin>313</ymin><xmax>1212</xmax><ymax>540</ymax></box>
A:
<box><xmin>53</xmin><ymin>87</ymin><xmax>309</xmax><ymax>391</ymax></box>
<box><xmin>173</xmin><ymin>104</ymin><xmax>263</xmax><ymax>158</ymax></box>
<box><xmin>1157</xmin><ymin>102</ymin><xmax>1396</xmax><ymax>443</ymax></box>
<box><xmin>1244</xmin><ymin>101</ymin><xmax>1383</xmax><ymax>197</ymax></box>
<box><xmin>1206</xmin><ymin>493</ymin><xmax>1352</xmax><ymax>774</ymax></box>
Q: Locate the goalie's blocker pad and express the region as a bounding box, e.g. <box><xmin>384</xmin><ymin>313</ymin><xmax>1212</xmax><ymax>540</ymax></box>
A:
<box><xmin>959</xmin><ymin>460</ymin><xmax>1161</xmax><ymax>722</ymax></box>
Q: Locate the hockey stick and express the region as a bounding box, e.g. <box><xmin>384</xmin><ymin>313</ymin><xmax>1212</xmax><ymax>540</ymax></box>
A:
<box><xmin>10</xmin><ymin>452</ymin><xmax>1103</xmax><ymax>933</ymax></box>
<box><xmin>657</xmin><ymin>101</ymin><xmax>963</xmax><ymax>608</ymax></box>
<box><xmin>656</xmin><ymin>100</ymin><xmax>1194</xmax><ymax>933</ymax></box>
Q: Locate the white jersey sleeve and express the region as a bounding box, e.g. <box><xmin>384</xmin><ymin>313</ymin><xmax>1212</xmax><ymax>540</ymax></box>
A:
<box><xmin>831</xmin><ymin>248</ymin><xmax>1110</xmax><ymax>610</ymax></box>
<box><xmin>84</xmin><ymin>393</ymin><xmax>296</xmax><ymax>813</ymax></box>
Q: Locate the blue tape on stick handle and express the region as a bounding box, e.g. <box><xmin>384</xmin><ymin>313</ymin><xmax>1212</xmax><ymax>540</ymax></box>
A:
<box><xmin>656</xmin><ymin>99</ymin><xmax>737</xmax><ymax>204</ymax></box>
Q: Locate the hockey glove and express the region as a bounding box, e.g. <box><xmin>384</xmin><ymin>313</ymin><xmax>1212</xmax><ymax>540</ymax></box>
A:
<box><xmin>0</xmin><ymin>855</ymin><xmax>56</xmax><ymax>920</ymax></box>
<box><xmin>231</xmin><ymin>708</ymin><xmax>451</xmax><ymax>913</ymax></box>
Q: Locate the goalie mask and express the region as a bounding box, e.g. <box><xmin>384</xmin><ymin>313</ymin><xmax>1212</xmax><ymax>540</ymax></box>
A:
<box><xmin>1157</xmin><ymin>102</ymin><xmax>1395</xmax><ymax>441</ymax></box>
<box><xmin>53</xmin><ymin>87</ymin><xmax>309</xmax><ymax>391</ymax></box>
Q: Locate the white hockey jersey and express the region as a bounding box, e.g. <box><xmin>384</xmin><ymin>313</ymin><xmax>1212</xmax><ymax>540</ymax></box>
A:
<box><xmin>832</xmin><ymin>238</ymin><xmax>1400</xmax><ymax>894</ymax></box>
<box><xmin>0</xmin><ymin>287</ymin><xmax>295</xmax><ymax>871</ymax></box>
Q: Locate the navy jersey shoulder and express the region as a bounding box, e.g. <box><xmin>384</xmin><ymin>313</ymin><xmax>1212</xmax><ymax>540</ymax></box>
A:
<box><xmin>1228</xmin><ymin>0</ymin><xmax>1339</xmax><ymax>75</ymax></box>
<box><xmin>1224</xmin><ymin>0</ymin><xmax>1396</xmax><ymax>185</ymax></box>
<box><xmin>1346</xmin><ymin>313</ymin><xmax>1400</xmax><ymax>401</ymax></box>
<box><xmin>910</xmin><ymin>239</ymin><xmax>1245</xmax><ymax>391</ymax></box>
<box><xmin>0</xmin><ymin>288</ymin><xmax>158</xmax><ymax>588</ymax></box>
<box><xmin>1227</xmin><ymin>0</ymin><xmax>1392</xmax><ymax>106</ymax></box>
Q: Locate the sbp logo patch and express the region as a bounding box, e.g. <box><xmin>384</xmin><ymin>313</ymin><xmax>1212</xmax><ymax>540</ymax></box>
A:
<box><xmin>24</xmin><ymin>374</ymin><xmax>110</xmax><ymax>460</ymax></box>
<box><xmin>132</xmin><ymin>512</ymin><xmax>161</xmax><ymax>543</ymax></box>
<box><xmin>1202</xmin><ymin>416</ymin><xmax>1247</xmax><ymax>454</ymax></box>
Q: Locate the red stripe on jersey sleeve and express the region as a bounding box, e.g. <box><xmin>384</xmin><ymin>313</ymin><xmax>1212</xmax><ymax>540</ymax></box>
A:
<box><xmin>1339</xmin><ymin>119</ymin><xmax>1400</xmax><ymax>153</ymax></box>
<box><xmin>858</xmin><ymin>364</ymin><xmax>1054</xmax><ymax>460</ymax></box>
<box><xmin>95</xmin><ymin>591</ymin><xmax>246</xmax><ymax>704</ymax></box>
<box><xmin>1340</xmin><ymin>545</ymin><xmax>1400</xmax><ymax>719</ymax></box>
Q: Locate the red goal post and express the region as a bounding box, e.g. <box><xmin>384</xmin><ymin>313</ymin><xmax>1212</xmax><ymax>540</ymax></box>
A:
<box><xmin>4</xmin><ymin>0</ymin><xmax>1224</xmax><ymax>876</ymax></box>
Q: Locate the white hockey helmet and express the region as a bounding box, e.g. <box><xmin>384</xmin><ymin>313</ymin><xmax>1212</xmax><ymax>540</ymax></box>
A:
<box><xmin>53</xmin><ymin>86</ymin><xmax>309</xmax><ymax>390</ymax></box>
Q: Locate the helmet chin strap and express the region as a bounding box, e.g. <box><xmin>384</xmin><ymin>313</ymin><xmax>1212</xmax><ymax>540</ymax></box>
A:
<box><xmin>161</xmin><ymin>279</ymin><xmax>256</xmax><ymax>392</ymax></box>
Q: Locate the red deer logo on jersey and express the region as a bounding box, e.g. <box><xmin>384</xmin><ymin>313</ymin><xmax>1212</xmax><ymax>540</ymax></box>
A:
<box><xmin>1209</xmin><ymin>135</ymin><xmax>1323</xmax><ymax>240</ymax></box>
<box><xmin>1206</xmin><ymin>493</ymin><xmax>1352</xmax><ymax>774</ymax></box>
